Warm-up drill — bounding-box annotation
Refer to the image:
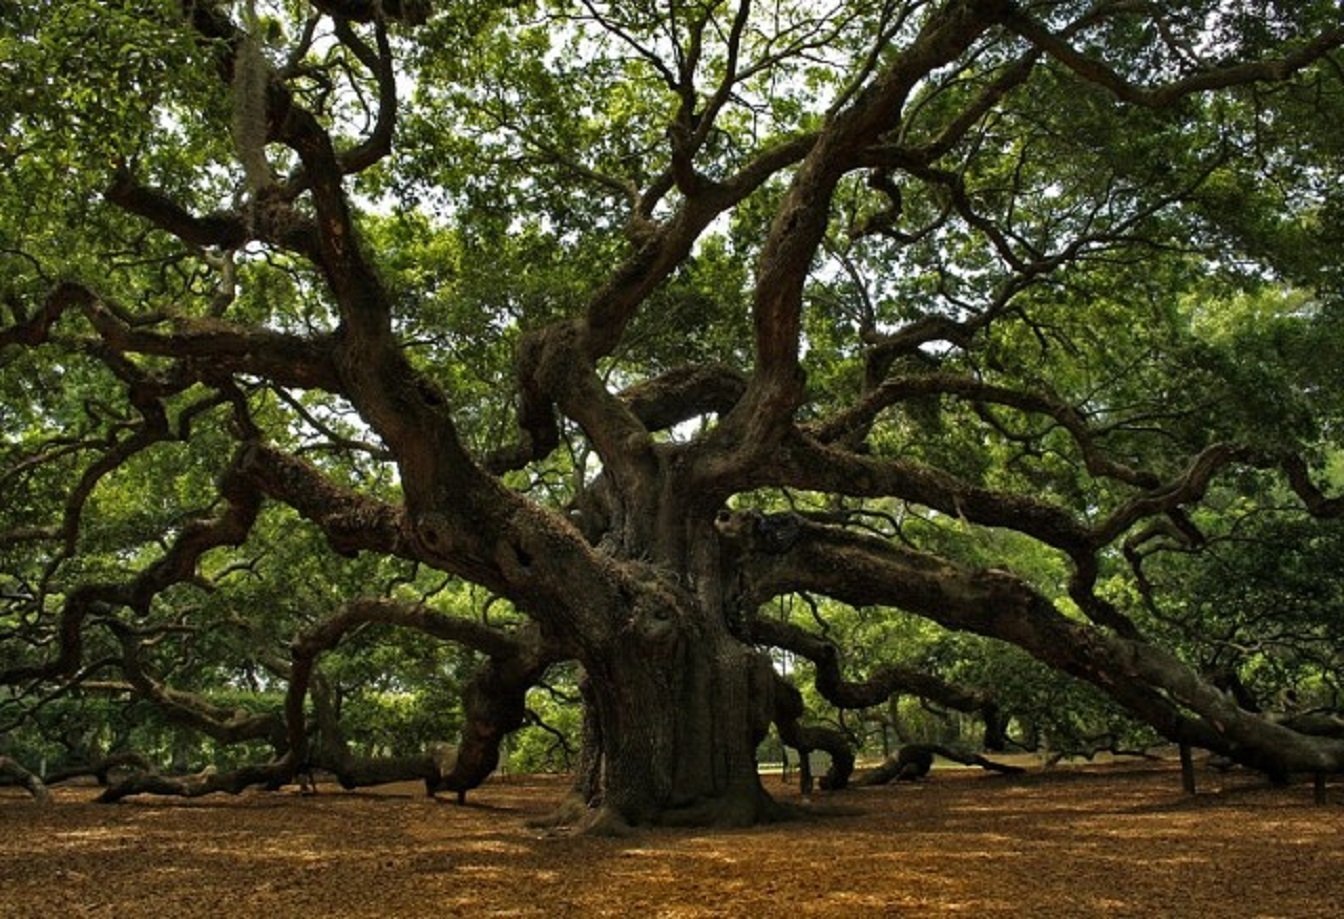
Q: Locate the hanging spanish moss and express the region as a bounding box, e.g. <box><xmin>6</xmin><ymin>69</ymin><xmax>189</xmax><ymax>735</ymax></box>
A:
<box><xmin>230</xmin><ymin>1</ymin><xmax>272</xmax><ymax>194</ymax></box>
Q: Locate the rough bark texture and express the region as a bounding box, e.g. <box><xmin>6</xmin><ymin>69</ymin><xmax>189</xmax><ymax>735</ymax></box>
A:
<box><xmin>582</xmin><ymin>628</ymin><xmax>779</xmax><ymax>829</ymax></box>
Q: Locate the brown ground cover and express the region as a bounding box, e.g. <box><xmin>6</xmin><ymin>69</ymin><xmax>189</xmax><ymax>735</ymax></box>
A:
<box><xmin>2</xmin><ymin>760</ymin><xmax>1341</xmax><ymax>917</ymax></box>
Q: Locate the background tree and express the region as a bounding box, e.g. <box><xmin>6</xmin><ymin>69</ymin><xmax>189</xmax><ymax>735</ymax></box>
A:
<box><xmin>3</xmin><ymin>0</ymin><xmax>1344</xmax><ymax>827</ymax></box>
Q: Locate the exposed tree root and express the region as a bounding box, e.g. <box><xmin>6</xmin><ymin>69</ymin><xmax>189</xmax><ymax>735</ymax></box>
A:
<box><xmin>655</xmin><ymin>789</ymin><xmax>781</xmax><ymax>828</ymax></box>
<box><xmin>526</xmin><ymin>793</ymin><xmax>590</xmax><ymax>831</ymax></box>
<box><xmin>575</xmin><ymin>806</ymin><xmax>638</xmax><ymax>837</ymax></box>
<box><xmin>527</xmin><ymin>786</ymin><xmax>819</xmax><ymax>834</ymax></box>
<box><xmin>526</xmin><ymin>798</ymin><xmax>637</xmax><ymax>837</ymax></box>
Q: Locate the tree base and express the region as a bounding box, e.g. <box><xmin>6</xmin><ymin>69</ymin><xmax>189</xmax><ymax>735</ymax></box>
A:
<box><xmin>527</xmin><ymin>784</ymin><xmax>863</xmax><ymax>834</ymax></box>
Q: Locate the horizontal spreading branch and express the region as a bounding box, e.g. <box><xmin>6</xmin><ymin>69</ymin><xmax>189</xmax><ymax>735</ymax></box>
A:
<box><xmin>287</xmin><ymin>598</ymin><xmax>558</xmax><ymax>798</ymax></box>
<box><xmin>2</xmin><ymin>281</ymin><xmax>342</xmax><ymax>393</ymax></box>
<box><xmin>235</xmin><ymin>443</ymin><xmax>413</xmax><ymax>559</ymax></box>
<box><xmin>111</xmin><ymin>623</ymin><xmax>286</xmax><ymax>748</ymax></box>
<box><xmin>775</xmin><ymin>430</ymin><xmax>1095</xmax><ymax>553</ymax></box>
<box><xmin>0</xmin><ymin>454</ymin><xmax>262</xmax><ymax>686</ymax></box>
<box><xmin>104</xmin><ymin>171</ymin><xmax>249</xmax><ymax>250</ymax></box>
<box><xmin>808</xmin><ymin>372</ymin><xmax>1160</xmax><ymax>489</ymax></box>
<box><xmin>750</xmin><ymin>617</ymin><xmax>1003</xmax><ymax>741</ymax></box>
<box><xmin>744</xmin><ymin>518</ymin><xmax>1344</xmax><ymax>776</ymax></box>
<box><xmin>998</xmin><ymin>8</ymin><xmax>1344</xmax><ymax>109</ymax></box>
<box><xmin>854</xmin><ymin>743</ymin><xmax>1024</xmax><ymax>786</ymax></box>
<box><xmin>97</xmin><ymin>763</ymin><xmax>291</xmax><ymax>803</ymax></box>
<box><xmin>619</xmin><ymin>363</ymin><xmax>748</xmax><ymax>433</ymax></box>
<box><xmin>43</xmin><ymin>752</ymin><xmax>155</xmax><ymax>787</ymax></box>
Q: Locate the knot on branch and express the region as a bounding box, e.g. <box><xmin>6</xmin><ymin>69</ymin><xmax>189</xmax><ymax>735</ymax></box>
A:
<box><xmin>415</xmin><ymin>511</ymin><xmax>453</xmax><ymax>555</ymax></box>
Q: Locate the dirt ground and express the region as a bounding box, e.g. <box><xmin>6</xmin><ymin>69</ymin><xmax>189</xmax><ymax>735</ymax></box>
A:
<box><xmin>2</xmin><ymin>759</ymin><xmax>1342</xmax><ymax>917</ymax></box>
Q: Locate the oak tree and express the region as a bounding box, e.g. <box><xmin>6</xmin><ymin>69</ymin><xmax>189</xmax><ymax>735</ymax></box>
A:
<box><xmin>3</xmin><ymin>0</ymin><xmax>1344</xmax><ymax>827</ymax></box>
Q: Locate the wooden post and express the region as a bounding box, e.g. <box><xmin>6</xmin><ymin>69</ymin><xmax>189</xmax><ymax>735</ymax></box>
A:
<box><xmin>1314</xmin><ymin>772</ymin><xmax>1327</xmax><ymax>806</ymax></box>
<box><xmin>1179</xmin><ymin>743</ymin><xmax>1196</xmax><ymax>795</ymax></box>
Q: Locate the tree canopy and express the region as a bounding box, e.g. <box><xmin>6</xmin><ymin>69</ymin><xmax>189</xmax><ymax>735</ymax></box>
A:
<box><xmin>3</xmin><ymin>0</ymin><xmax>1344</xmax><ymax>829</ymax></box>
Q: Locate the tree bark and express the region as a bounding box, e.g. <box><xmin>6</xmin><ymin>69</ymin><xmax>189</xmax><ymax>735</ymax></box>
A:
<box><xmin>578</xmin><ymin>614</ymin><xmax>780</xmax><ymax>830</ymax></box>
<box><xmin>527</xmin><ymin>556</ymin><xmax>789</xmax><ymax>833</ymax></box>
<box><xmin>1180</xmin><ymin>743</ymin><xmax>1196</xmax><ymax>795</ymax></box>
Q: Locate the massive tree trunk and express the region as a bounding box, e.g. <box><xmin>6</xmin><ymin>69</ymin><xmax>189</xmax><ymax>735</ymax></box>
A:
<box><xmin>547</xmin><ymin>485</ymin><xmax>785</xmax><ymax>830</ymax></box>
<box><xmin>548</xmin><ymin>523</ymin><xmax>777</xmax><ymax>828</ymax></box>
<box><xmin>581</xmin><ymin>621</ymin><xmax>778</xmax><ymax>830</ymax></box>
